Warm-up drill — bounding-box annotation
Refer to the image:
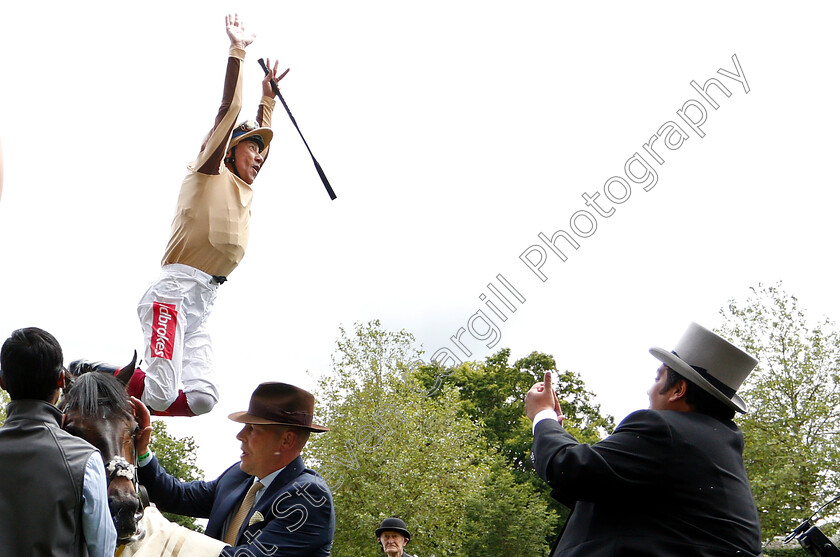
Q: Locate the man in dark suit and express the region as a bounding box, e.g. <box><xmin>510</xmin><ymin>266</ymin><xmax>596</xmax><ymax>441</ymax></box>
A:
<box><xmin>135</xmin><ymin>382</ymin><xmax>335</xmax><ymax>556</ymax></box>
<box><xmin>525</xmin><ymin>322</ymin><xmax>763</xmax><ymax>557</ymax></box>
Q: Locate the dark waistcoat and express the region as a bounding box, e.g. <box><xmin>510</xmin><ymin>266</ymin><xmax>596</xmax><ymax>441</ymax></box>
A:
<box><xmin>0</xmin><ymin>399</ymin><xmax>97</xmax><ymax>557</ymax></box>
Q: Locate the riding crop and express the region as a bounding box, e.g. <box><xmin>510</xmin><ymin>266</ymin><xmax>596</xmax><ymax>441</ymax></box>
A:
<box><xmin>258</xmin><ymin>58</ymin><xmax>337</xmax><ymax>200</ymax></box>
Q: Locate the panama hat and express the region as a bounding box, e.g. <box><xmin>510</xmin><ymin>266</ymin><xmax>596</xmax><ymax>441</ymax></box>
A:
<box><xmin>228</xmin><ymin>382</ymin><xmax>329</xmax><ymax>432</ymax></box>
<box><xmin>649</xmin><ymin>322</ymin><xmax>757</xmax><ymax>413</ymax></box>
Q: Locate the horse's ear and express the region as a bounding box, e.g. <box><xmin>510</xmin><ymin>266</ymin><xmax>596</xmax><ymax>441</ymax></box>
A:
<box><xmin>58</xmin><ymin>367</ymin><xmax>74</xmax><ymax>410</ymax></box>
<box><xmin>114</xmin><ymin>351</ymin><xmax>138</xmax><ymax>387</ymax></box>
<box><xmin>67</xmin><ymin>359</ymin><xmax>89</xmax><ymax>377</ymax></box>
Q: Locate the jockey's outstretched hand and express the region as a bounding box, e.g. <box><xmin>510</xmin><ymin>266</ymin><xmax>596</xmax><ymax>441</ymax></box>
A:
<box><xmin>261</xmin><ymin>57</ymin><xmax>289</xmax><ymax>98</ymax></box>
<box><xmin>226</xmin><ymin>13</ymin><xmax>255</xmax><ymax>50</ymax></box>
<box><xmin>130</xmin><ymin>396</ymin><xmax>153</xmax><ymax>456</ymax></box>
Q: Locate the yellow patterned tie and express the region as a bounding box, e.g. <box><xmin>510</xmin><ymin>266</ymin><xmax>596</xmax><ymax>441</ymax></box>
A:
<box><xmin>223</xmin><ymin>480</ymin><xmax>264</xmax><ymax>546</ymax></box>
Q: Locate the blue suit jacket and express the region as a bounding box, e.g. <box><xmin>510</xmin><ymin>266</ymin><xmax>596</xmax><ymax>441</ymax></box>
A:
<box><xmin>139</xmin><ymin>455</ymin><xmax>335</xmax><ymax>556</ymax></box>
<box><xmin>532</xmin><ymin>409</ymin><xmax>762</xmax><ymax>557</ymax></box>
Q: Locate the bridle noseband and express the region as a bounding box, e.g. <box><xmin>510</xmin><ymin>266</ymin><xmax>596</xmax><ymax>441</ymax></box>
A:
<box><xmin>106</xmin><ymin>456</ymin><xmax>136</xmax><ymax>481</ymax></box>
<box><xmin>107</xmin><ymin>427</ymin><xmax>148</xmax><ymax>544</ymax></box>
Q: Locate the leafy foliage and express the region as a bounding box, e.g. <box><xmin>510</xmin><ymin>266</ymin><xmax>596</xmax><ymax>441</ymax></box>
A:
<box><xmin>461</xmin><ymin>458</ymin><xmax>558</xmax><ymax>556</ymax></box>
<box><xmin>306</xmin><ymin>321</ymin><xmax>557</xmax><ymax>556</ymax></box>
<box><xmin>718</xmin><ymin>283</ymin><xmax>840</xmax><ymax>540</ymax></box>
<box><xmin>149</xmin><ymin>419</ymin><xmax>205</xmax><ymax>531</ymax></box>
<box><xmin>0</xmin><ymin>388</ymin><xmax>8</xmax><ymax>424</ymax></box>
<box><xmin>413</xmin><ymin>348</ymin><xmax>614</xmax><ymax>550</ymax></box>
<box><xmin>763</xmin><ymin>547</ymin><xmax>815</xmax><ymax>557</ymax></box>
<box><xmin>416</xmin><ymin>349</ymin><xmax>614</xmax><ymax>470</ymax></box>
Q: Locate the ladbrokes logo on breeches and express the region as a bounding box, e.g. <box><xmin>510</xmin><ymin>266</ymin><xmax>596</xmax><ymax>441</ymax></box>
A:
<box><xmin>151</xmin><ymin>302</ymin><xmax>177</xmax><ymax>359</ymax></box>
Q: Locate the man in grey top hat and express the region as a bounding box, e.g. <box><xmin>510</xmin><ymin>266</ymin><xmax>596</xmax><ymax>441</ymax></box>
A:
<box><xmin>376</xmin><ymin>518</ymin><xmax>418</xmax><ymax>557</ymax></box>
<box><xmin>525</xmin><ymin>322</ymin><xmax>763</xmax><ymax>557</ymax></box>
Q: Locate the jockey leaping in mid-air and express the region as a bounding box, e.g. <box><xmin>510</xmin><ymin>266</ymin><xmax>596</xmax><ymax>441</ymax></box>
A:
<box><xmin>82</xmin><ymin>15</ymin><xmax>287</xmax><ymax>416</ymax></box>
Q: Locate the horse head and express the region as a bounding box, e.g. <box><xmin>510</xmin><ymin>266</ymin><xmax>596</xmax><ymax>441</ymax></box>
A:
<box><xmin>61</xmin><ymin>357</ymin><xmax>146</xmax><ymax>543</ymax></box>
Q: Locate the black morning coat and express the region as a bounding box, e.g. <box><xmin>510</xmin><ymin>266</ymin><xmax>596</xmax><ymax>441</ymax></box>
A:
<box><xmin>532</xmin><ymin>409</ymin><xmax>762</xmax><ymax>557</ymax></box>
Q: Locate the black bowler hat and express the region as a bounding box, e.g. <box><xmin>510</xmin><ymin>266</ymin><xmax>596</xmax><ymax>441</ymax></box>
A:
<box><xmin>375</xmin><ymin>517</ymin><xmax>411</xmax><ymax>542</ymax></box>
<box><xmin>228</xmin><ymin>382</ymin><xmax>329</xmax><ymax>432</ymax></box>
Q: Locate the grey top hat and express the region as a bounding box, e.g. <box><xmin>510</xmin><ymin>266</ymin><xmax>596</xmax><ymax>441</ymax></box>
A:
<box><xmin>649</xmin><ymin>322</ymin><xmax>758</xmax><ymax>413</ymax></box>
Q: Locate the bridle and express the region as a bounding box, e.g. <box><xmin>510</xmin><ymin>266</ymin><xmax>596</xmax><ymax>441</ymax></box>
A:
<box><xmin>59</xmin><ymin>366</ymin><xmax>149</xmax><ymax>544</ymax></box>
<box><xmin>108</xmin><ymin>420</ymin><xmax>148</xmax><ymax>544</ymax></box>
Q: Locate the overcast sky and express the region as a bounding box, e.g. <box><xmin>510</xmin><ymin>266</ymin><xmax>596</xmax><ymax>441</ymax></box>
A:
<box><xmin>2</xmin><ymin>1</ymin><xmax>839</xmax><ymax>479</ymax></box>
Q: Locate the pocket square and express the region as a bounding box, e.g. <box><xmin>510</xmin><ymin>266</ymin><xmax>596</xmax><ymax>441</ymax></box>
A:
<box><xmin>249</xmin><ymin>511</ymin><xmax>264</xmax><ymax>526</ymax></box>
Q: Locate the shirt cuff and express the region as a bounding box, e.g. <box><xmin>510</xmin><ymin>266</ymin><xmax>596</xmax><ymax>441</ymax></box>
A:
<box><xmin>138</xmin><ymin>451</ymin><xmax>154</xmax><ymax>467</ymax></box>
<box><xmin>82</xmin><ymin>452</ymin><xmax>117</xmax><ymax>556</ymax></box>
<box><xmin>532</xmin><ymin>409</ymin><xmax>560</xmax><ymax>434</ymax></box>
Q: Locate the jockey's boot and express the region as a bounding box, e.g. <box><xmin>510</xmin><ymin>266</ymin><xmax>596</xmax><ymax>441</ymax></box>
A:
<box><xmin>68</xmin><ymin>352</ymin><xmax>145</xmax><ymax>398</ymax></box>
<box><xmin>68</xmin><ymin>354</ymin><xmax>197</xmax><ymax>417</ymax></box>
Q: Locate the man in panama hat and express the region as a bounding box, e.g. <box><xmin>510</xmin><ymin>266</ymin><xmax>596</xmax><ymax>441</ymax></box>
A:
<box><xmin>376</xmin><ymin>517</ymin><xmax>418</xmax><ymax>557</ymax></box>
<box><xmin>135</xmin><ymin>382</ymin><xmax>335</xmax><ymax>556</ymax></box>
<box><xmin>525</xmin><ymin>322</ymin><xmax>762</xmax><ymax>556</ymax></box>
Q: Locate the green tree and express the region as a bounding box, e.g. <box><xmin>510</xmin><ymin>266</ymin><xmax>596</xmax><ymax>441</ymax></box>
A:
<box><xmin>461</xmin><ymin>458</ymin><xmax>558</xmax><ymax>556</ymax></box>
<box><xmin>149</xmin><ymin>419</ymin><xmax>205</xmax><ymax>531</ymax></box>
<box><xmin>307</xmin><ymin>321</ymin><xmax>556</xmax><ymax>556</ymax></box>
<box><xmin>0</xmin><ymin>388</ymin><xmax>8</xmax><ymax>424</ymax></box>
<box><xmin>415</xmin><ymin>349</ymin><xmax>614</xmax><ymax>475</ymax></box>
<box><xmin>414</xmin><ymin>348</ymin><xmax>615</xmax><ymax>550</ymax></box>
<box><xmin>718</xmin><ymin>283</ymin><xmax>840</xmax><ymax>539</ymax></box>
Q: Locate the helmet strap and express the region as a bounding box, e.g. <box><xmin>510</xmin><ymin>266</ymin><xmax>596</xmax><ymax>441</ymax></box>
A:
<box><xmin>224</xmin><ymin>148</ymin><xmax>241</xmax><ymax>179</ymax></box>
